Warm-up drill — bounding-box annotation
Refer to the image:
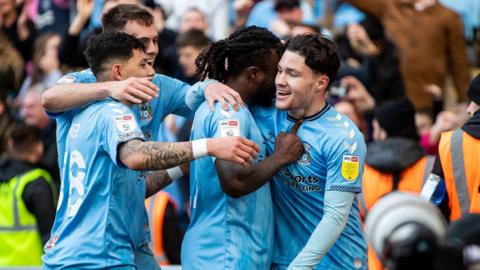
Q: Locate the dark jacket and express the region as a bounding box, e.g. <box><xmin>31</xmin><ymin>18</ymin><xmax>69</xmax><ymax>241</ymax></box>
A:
<box><xmin>0</xmin><ymin>158</ymin><xmax>56</xmax><ymax>244</ymax></box>
<box><xmin>366</xmin><ymin>137</ymin><xmax>425</xmax><ymax>173</ymax></box>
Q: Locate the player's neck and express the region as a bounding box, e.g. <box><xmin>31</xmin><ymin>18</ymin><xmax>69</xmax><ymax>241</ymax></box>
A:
<box><xmin>289</xmin><ymin>98</ymin><xmax>327</xmax><ymax>120</ymax></box>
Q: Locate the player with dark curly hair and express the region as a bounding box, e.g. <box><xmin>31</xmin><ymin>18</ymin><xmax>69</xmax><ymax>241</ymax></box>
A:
<box><xmin>182</xmin><ymin>26</ymin><xmax>304</xmax><ymax>270</ymax></box>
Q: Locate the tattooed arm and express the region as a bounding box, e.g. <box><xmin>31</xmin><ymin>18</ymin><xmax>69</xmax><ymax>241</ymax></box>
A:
<box><xmin>119</xmin><ymin>139</ymin><xmax>193</xmax><ymax>171</ymax></box>
<box><xmin>145</xmin><ymin>171</ymin><xmax>173</xmax><ymax>198</ymax></box>
<box><xmin>145</xmin><ymin>162</ymin><xmax>190</xmax><ymax>198</ymax></box>
<box><xmin>119</xmin><ymin>136</ymin><xmax>259</xmax><ymax>171</ymax></box>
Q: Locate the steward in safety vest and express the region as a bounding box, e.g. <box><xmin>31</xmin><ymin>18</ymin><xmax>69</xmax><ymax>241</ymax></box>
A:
<box><xmin>360</xmin><ymin>98</ymin><xmax>434</xmax><ymax>270</ymax></box>
<box><xmin>0</xmin><ymin>124</ymin><xmax>57</xmax><ymax>266</ymax></box>
<box><xmin>145</xmin><ymin>191</ymin><xmax>184</xmax><ymax>266</ymax></box>
<box><xmin>428</xmin><ymin>74</ymin><xmax>480</xmax><ymax>222</ymax></box>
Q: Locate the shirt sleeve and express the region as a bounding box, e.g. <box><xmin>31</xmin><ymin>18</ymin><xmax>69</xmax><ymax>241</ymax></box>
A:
<box><xmin>324</xmin><ymin>134</ymin><xmax>366</xmax><ymax>194</ymax></box>
<box><xmin>288</xmin><ymin>190</ymin><xmax>355</xmax><ymax>269</ymax></box>
<box><xmin>184</xmin><ymin>79</ymin><xmax>218</xmax><ymax>112</ymax></box>
<box><xmin>204</xmin><ymin>104</ymin><xmax>252</xmax><ymax>161</ymax></box>
<box><xmin>100</xmin><ymin>103</ymin><xmax>145</xmax><ymax>167</ymax></box>
<box><xmin>154</xmin><ymin>75</ymin><xmax>195</xmax><ymax>119</ymax></box>
<box><xmin>47</xmin><ymin>70</ymin><xmax>97</xmax><ymax>119</ymax></box>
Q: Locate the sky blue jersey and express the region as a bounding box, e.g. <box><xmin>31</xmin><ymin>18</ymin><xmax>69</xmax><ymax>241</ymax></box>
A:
<box><xmin>53</xmin><ymin>70</ymin><xmax>194</xmax><ymax>153</ymax></box>
<box><xmin>45</xmin><ymin>70</ymin><xmax>200</xmax><ymax>268</ymax></box>
<box><xmin>181</xmin><ymin>102</ymin><xmax>273</xmax><ymax>270</ymax></box>
<box><xmin>253</xmin><ymin>103</ymin><xmax>368</xmax><ymax>270</ymax></box>
<box><xmin>42</xmin><ymin>99</ymin><xmax>148</xmax><ymax>269</ymax></box>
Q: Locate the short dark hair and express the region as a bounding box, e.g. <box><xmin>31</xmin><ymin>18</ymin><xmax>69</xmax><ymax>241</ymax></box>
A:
<box><xmin>196</xmin><ymin>26</ymin><xmax>281</xmax><ymax>82</ymax></box>
<box><xmin>176</xmin><ymin>29</ymin><xmax>211</xmax><ymax>49</ymax></box>
<box><xmin>284</xmin><ymin>34</ymin><xmax>340</xmax><ymax>88</ymax></box>
<box><xmin>274</xmin><ymin>0</ymin><xmax>300</xmax><ymax>11</ymax></box>
<box><xmin>8</xmin><ymin>123</ymin><xmax>42</xmax><ymax>153</ymax></box>
<box><xmin>84</xmin><ymin>32</ymin><xmax>146</xmax><ymax>78</ymax></box>
<box><xmin>102</xmin><ymin>4</ymin><xmax>154</xmax><ymax>33</ymax></box>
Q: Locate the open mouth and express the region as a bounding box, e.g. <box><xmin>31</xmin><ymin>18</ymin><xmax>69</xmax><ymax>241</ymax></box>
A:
<box><xmin>276</xmin><ymin>90</ymin><xmax>292</xmax><ymax>97</ymax></box>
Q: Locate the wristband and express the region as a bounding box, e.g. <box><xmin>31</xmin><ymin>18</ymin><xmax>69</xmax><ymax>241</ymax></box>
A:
<box><xmin>192</xmin><ymin>139</ymin><xmax>208</xmax><ymax>159</ymax></box>
<box><xmin>166</xmin><ymin>166</ymin><xmax>184</xmax><ymax>180</ymax></box>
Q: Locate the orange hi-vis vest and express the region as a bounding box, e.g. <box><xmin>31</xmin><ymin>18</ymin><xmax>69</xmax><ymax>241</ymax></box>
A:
<box><xmin>359</xmin><ymin>155</ymin><xmax>434</xmax><ymax>270</ymax></box>
<box><xmin>359</xmin><ymin>155</ymin><xmax>435</xmax><ymax>219</ymax></box>
<box><xmin>145</xmin><ymin>192</ymin><xmax>176</xmax><ymax>266</ymax></box>
<box><xmin>439</xmin><ymin>129</ymin><xmax>480</xmax><ymax>221</ymax></box>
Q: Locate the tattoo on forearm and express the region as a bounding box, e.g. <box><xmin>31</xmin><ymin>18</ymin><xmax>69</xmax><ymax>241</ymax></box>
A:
<box><xmin>120</xmin><ymin>139</ymin><xmax>193</xmax><ymax>170</ymax></box>
<box><xmin>145</xmin><ymin>171</ymin><xmax>173</xmax><ymax>198</ymax></box>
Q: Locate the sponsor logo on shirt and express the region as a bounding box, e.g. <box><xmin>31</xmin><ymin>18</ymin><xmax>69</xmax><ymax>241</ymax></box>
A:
<box><xmin>219</xmin><ymin>119</ymin><xmax>240</xmax><ymax>137</ymax></box>
<box><xmin>279</xmin><ymin>167</ymin><xmax>322</xmax><ymax>193</ymax></box>
<box><xmin>57</xmin><ymin>75</ymin><xmax>76</xmax><ymax>84</ymax></box>
<box><xmin>114</xmin><ymin>113</ymin><xmax>137</xmax><ymax>133</ymax></box>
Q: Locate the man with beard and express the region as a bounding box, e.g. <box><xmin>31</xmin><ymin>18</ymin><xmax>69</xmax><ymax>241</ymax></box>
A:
<box><xmin>188</xmin><ymin>34</ymin><xmax>368</xmax><ymax>270</ymax></box>
<box><xmin>181</xmin><ymin>26</ymin><xmax>304</xmax><ymax>270</ymax></box>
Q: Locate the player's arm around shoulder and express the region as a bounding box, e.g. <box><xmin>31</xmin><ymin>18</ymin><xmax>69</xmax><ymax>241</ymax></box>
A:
<box><xmin>41</xmin><ymin>71</ymin><xmax>159</xmax><ymax>113</ymax></box>
<box><xmin>216</xmin><ymin>119</ymin><xmax>304</xmax><ymax>198</ymax></box>
<box><xmin>117</xmin><ymin>103</ymin><xmax>259</xmax><ymax>171</ymax></box>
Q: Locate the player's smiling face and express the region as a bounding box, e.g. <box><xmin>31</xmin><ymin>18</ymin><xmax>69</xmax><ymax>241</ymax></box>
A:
<box><xmin>123</xmin><ymin>21</ymin><xmax>159</xmax><ymax>65</ymax></box>
<box><xmin>121</xmin><ymin>49</ymin><xmax>155</xmax><ymax>79</ymax></box>
<box><xmin>275</xmin><ymin>50</ymin><xmax>325</xmax><ymax>114</ymax></box>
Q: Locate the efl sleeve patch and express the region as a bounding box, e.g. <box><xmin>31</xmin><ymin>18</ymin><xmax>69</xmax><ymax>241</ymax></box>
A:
<box><xmin>57</xmin><ymin>75</ymin><xmax>76</xmax><ymax>85</ymax></box>
<box><xmin>341</xmin><ymin>155</ymin><xmax>360</xmax><ymax>181</ymax></box>
<box><xmin>114</xmin><ymin>114</ymin><xmax>138</xmax><ymax>133</ymax></box>
<box><xmin>219</xmin><ymin>119</ymin><xmax>240</xmax><ymax>137</ymax></box>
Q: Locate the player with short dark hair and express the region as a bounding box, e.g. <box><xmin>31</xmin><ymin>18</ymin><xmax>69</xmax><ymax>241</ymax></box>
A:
<box><xmin>259</xmin><ymin>34</ymin><xmax>367</xmax><ymax>270</ymax></box>
<box><xmin>42</xmin><ymin>31</ymin><xmax>260</xmax><ymax>269</ymax></box>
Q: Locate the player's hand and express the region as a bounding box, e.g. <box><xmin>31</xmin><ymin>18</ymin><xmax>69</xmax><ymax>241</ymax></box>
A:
<box><xmin>206</xmin><ymin>136</ymin><xmax>260</xmax><ymax>167</ymax></box>
<box><xmin>205</xmin><ymin>81</ymin><xmax>244</xmax><ymax>111</ymax></box>
<box><xmin>274</xmin><ymin>120</ymin><xmax>304</xmax><ymax>165</ymax></box>
<box><xmin>108</xmin><ymin>77</ymin><xmax>159</xmax><ymax>104</ymax></box>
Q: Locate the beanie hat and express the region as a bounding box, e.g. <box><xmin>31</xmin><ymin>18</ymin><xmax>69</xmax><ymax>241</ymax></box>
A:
<box><xmin>374</xmin><ymin>98</ymin><xmax>418</xmax><ymax>140</ymax></box>
<box><xmin>467</xmin><ymin>73</ymin><xmax>480</xmax><ymax>105</ymax></box>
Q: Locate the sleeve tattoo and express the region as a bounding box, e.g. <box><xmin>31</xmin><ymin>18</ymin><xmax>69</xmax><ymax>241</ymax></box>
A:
<box><xmin>119</xmin><ymin>139</ymin><xmax>194</xmax><ymax>170</ymax></box>
<box><xmin>145</xmin><ymin>170</ymin><xmax>173</xmax><ymax>198</ymax></box>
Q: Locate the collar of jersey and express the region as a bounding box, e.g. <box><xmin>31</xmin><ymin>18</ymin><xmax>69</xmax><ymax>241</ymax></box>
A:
<box><xmin>286</xmin><ymin>103</ymin><xmax>331</xmax><ymax>122</ymax></box>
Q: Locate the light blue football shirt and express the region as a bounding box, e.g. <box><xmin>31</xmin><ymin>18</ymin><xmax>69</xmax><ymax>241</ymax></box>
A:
<box><xmin>53</xmin><ymin>70</ymin><xmax>194</xmax><ymax>151</ymax></box>
<box><xmin>253</xmin><ymin>103</ymin><xmax>368</xmax><ymax>270</ymax></box>
<box><xmin>46</xmin><ymin>70</ymin><xmax>200</xmax><ymax>269</ymax></box>
<box><xmin>42</xmin><ymin>99</ymin><xmax>147</xmax><ymax>269</ymax></box>
<box><xmin>181</xmin><ymin>102</ymin><xmax>273</xmax><ymax>270</ymax></box>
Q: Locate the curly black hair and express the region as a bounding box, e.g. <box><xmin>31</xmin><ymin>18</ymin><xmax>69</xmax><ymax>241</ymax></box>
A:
<box><xmin>196</xmin><ymin>26</ymin><xmax>282</xmax><ymax>82</ymax></box>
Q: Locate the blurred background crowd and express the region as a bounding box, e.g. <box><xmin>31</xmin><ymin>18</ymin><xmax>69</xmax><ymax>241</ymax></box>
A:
<box><xmin>0</xmin><ymin>0</ymin><xmax>480</xmax><ymax>268</ymax></box>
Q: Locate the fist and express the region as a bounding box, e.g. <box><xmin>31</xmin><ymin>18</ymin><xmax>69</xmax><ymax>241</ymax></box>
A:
<box><xmin>274</xmin><ymin>120</ymin><xmax>304</xmax><ymax>165</ymax></box>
